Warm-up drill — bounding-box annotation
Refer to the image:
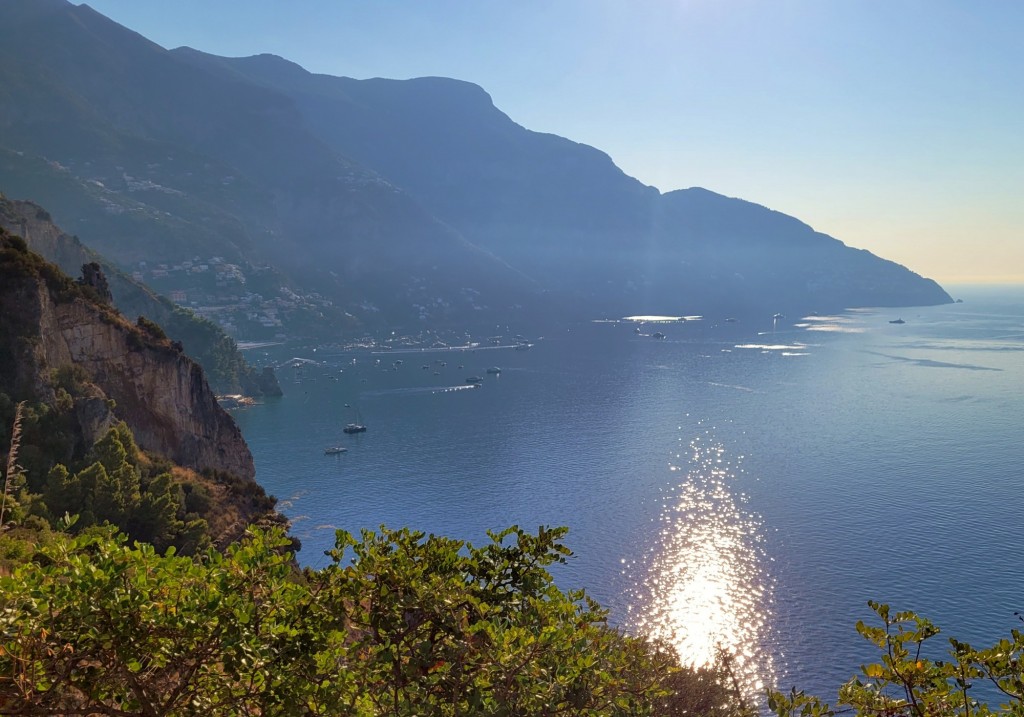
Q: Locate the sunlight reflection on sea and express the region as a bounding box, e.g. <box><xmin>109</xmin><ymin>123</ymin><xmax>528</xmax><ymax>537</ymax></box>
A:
<box><xmin>627</xmin><ymin>422</ymin><xmax>775</xmax><ymax>699</ymax></box>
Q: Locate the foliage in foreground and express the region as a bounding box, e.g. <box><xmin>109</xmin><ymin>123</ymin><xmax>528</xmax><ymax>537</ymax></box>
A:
<box><xmin>770</xmin><ymin>600</ymin><xmax>1024</xmax><ymax>717</ymax></box>
<box><xmin>0</xmin><ymin>524</ymin><xmax>747</xmax><ymax>716</ymax></box>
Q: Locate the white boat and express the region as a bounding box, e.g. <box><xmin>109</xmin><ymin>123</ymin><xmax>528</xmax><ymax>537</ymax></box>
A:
<box><xmin>324</xmin><ymin>446</ymin><xmax>348</xmax><ymax>455</ymax></box>
<box><xmin>486</xmin><ymin>366</ymin><xmax>502</xmax><ymax>374</ymax></box>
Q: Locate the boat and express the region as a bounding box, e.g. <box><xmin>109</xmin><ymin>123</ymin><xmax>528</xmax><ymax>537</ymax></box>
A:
<box><xmin>324</xmin><ymin>446</ymin><xmax>348</xmax><ymax>455</ymax></box>
<box><xmin>486</xmin><ymin>366</ymin><xmax>502</xmax><ymax>374</ymax></box>
<box><xmin>217</xmin><ymin>394</ymin><xmax>255</xmax><ymax>409</ymax></box>
<box><xmin>343</xmin><ymin>407</ymin><xmax>367</xmax><ymax>433</ymax></box>
<box><xmin>889</xmin><ymin>318</ymin><xmax>906</xmax><ymax>324</ymax></box>
<box><xmin>652</xmin><ymin>331</ymin><xmax>666</xmax><ymax>339</ymax></box>
<box><xmin>465</xmin><ymin>376</ymin><xmax>484</xmax><ymax>384</ymax></box>
<box><xmin>513</xmin><ymin>342</ymin><xmax>532</xmax><ymax>351</ymax></box>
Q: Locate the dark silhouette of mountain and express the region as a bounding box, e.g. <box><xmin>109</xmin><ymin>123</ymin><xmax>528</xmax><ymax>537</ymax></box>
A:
<box><xmin>175</xmin><ymin>50</ymin><xmax>951</xmax><ymax>317</ymax></box>
<box><xmin>0</xmin><ymin>0</ymin><xmax>950</xmax><ymax>331</ymax></box>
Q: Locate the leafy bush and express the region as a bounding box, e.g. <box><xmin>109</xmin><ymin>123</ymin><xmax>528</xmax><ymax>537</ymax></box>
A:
<box><xmin>0</xmin><ymin>525</ymin><xmax>748</xmax><ymax>716</ymax></box>
<box><xmin>769</xmin><ymin>601</ymin><xmax>1024</xmax><ymax>717</ymax></box>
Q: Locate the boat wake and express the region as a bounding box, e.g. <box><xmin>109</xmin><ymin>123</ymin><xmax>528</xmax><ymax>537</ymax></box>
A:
<box><xmin>361</xmin><ymin>384</ymin><xmax>482</xmax><ymax>397</ymax></box>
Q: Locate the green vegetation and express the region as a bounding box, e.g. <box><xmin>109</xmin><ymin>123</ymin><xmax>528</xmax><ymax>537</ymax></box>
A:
<box><xmin>769</xmin><ymin>601</ymin><xmax>1024</xmax><ymax>717</ymax></box>
<box><xmin>0</xmin><ymin>524</ymin><xmax>749</xmax><ymax>716</ymax></box>
<box><xmin>156</xmin><ymin>302</ymin><xmax>280</xmax><ymax>395</ymax></box>
<box><xmin>0</xmin><ymin>380</ymin><xmax>266</xmax><ymax>563</ymax></box>
<box><xmin>41</xmin><ymin>422</ymin><xmax>209</xmax><ymax>553</ymax></box>
<box><xmin>137</xmin><ymin>314</ymin><xmax>169</xmax><ymax>341</ymax></box>
<box><xmin>0</xmin><ymin>407</ymin><xmax>212</xmax><ymax>558</ymax></box>
<box><xmin>0</xmin><ymin>321</ymin><xmax>746</xmax><ymax>714</ymax></box>
<box><xmin>0</xmin><ymin>228</ymin><xmax>99</xmax><ymax>307</ymax></box>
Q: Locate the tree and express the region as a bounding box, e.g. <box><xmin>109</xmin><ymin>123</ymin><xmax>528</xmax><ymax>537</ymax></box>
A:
<box><xmin>38</xmin><ymin>423</ymin><xmax>211</xmax><ymax>554</ymax></box>
<box><xmin>769</xmin><ymin>601</ymin><xmax>1024</xmax><ymax>717</ymax></box>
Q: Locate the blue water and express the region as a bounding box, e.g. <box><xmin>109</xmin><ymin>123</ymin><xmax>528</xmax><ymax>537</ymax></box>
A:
<box><xmin>234</xmin><ymin>286</ymin><xmax>1024</xmax><ymax>700</ymax></box>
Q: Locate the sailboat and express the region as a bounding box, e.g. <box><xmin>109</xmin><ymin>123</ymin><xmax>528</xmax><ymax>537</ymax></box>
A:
<box><xmin>343</xmin><ymin>406</ymin><xmax>367</xmax><ymax>434</ymax></box>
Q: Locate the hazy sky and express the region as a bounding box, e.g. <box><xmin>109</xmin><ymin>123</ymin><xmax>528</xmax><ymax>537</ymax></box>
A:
<box><xmin>84</xmin><ymin>0</ymin><xmax>1023</xmax><ymax>284</ymax></box>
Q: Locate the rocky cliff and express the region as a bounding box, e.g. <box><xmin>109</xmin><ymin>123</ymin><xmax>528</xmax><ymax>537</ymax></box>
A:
<box><xmin>0</xmin><ymin>195</ymin><xmax>282</xmax><ymax>397</ymax></box>
<box><xmin>0</xmin><ymin>227</ymin><xmax>254</xmax><ymax>482</ymax></box>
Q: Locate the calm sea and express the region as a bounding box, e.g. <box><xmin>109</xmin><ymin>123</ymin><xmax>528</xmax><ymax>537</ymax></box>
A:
<box><xmin>234</xmin><ymin>285</ymin><xmax>1024</xmax><ymax>700</ymax></box>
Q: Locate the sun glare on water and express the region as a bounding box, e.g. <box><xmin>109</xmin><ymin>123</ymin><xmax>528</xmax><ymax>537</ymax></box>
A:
<box><xmin>629</xmin><ymin>424</ymin><xmax>775</xmax><ymax>698</ymax></box>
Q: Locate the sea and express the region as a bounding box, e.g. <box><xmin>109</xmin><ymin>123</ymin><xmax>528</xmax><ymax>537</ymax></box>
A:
<box><xmin>233</xmin><ymin>285</ymin><xmax>1024</xmax><ymax>702</ymax></box>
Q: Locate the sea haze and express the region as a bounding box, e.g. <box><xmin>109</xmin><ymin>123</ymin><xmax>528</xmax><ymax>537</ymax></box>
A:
<box><xmin>234</xmin><ymin>286</ymin><xmax>1024</xmax><ymax>699</ymax></box>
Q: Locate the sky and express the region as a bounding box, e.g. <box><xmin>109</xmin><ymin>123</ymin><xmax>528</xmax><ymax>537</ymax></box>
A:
<box><xmin>83</xmin><ymin>0</ymin><xmax>1024</xmax><ymax>285</ymax></box>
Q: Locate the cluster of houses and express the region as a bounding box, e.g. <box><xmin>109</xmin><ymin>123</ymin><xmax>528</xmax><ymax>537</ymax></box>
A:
<box><xmin>134</xmin><ymin>256</ymin><xmax>333</xmax><ymax>337</ymax></box>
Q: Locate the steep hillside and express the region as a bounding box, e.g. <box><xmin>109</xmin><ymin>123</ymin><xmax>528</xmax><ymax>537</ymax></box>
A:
<box><xmin>198</xmin><ymin>51</ymin><xmax>951</xmax><ymax>316</ymax></box>
<box><xmin>0</xmin><ymin>194</ymin><xmax>281</xmax><ymax>396</ymax></box>
<box><xmin>0</xmin><ymin>228</ymin><xmax>253</xmax><ymax>479</ymax></box>
<box><xmin>0</xmin><ymin>226</ymin><xmax>279</xmax><ymax>547</ymax></box>
<box><xmin>0</xmin><ymin>0</ymin><xmax>535</xmax><ymax>330</ymax></box>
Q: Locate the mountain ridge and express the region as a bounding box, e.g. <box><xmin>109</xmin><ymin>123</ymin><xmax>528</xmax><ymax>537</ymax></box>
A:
<box><xmin>189</xmin><ymin>49</ymin><xmax>949</xmax><ymax>314</ymax></box>
<box><xmin>0</xmin><ymin>0</ymin><xmax>951</xmax><ymax>333</ymax></box>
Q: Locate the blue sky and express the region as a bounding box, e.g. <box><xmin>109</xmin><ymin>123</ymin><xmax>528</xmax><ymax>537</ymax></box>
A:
<box><xmin>85</xmin><ymin>0</ymin><xmax>1023</xmax><ymax>284</ymax></box>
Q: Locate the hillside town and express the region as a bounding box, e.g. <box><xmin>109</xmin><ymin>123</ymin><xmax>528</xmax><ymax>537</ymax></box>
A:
<box><xmin>133</xmin><ymin>256</ymin><xmax>335</xmax><ymax>337</ymax></box>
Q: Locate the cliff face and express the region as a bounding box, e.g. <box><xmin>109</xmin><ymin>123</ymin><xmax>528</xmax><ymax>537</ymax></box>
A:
<box><xmin>39</xmin><ymin>294</ymin><xmax>255</xmax><ymax>481</ymax></box>
<box><xmin>0</xmin><ymin>235</ymin><xmax>254</xmax><ymax>482</ymax></box>
<box><xmin>0</xmin><ymin>195</ymin><xmax>282</xmax><ymax>397</ymax></box>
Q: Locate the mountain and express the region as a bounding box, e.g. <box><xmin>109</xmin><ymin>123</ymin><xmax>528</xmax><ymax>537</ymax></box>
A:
<box><xmin>0</xmin><ymin>0</ymin><xmax>950</xmax><ymax>332</ymax></box>
<box><xmin>192</xmin><ymin>51</ymin><xmax>950</xmax><ymax>317</ymax></box>
<box><xmin>0</xmin><ymin>0</ymin><xmax>534</xmax><ymax>332</ymax></box>
<box><xmin>0</xmin><ymin>194</ymin><xmax>281</xmax><ymax>396</ymax></box>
